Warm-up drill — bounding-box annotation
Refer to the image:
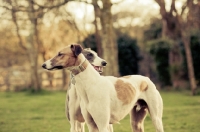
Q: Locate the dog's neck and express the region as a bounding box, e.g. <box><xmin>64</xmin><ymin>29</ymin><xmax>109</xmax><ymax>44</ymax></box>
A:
<box><xmin>73</xmin><ymin>56</ymin><xmax>100</xmax><ymax>81</ymax></box>
<box><xmin>68</xmin><ymin>53</ymin><xmax>101</xmax><ymax>90</ymax></box>
<box><xmin>70</xmin><ymin>59</ymin><xmax>89</xmax><ymax>75</ymax></box>
<box><xmin>66</xmin><ymin>54</ymin><xmax>88</xmax><ymax>75</ymax></box>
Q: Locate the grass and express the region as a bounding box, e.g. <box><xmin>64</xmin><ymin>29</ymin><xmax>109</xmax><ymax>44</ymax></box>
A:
<box><xmin>0</xmin><ymin>90</ymin><xmax>200</xmax><ymax>132</ymax></box>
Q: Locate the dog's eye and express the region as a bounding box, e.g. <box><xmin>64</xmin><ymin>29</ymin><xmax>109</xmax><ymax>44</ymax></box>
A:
<box><xmin>87</xmin><ymin>53</ymin><xmax>93</xmax><ymax>57</ymax></box>
<box><xmin>58</xmin><ymin>52</ymin><xmax>63</xmax><ymax>56</ymax></box>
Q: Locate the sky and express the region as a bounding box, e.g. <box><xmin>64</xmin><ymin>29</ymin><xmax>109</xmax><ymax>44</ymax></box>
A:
<box><xmin>66</xmin><ymin>0</ymin><xmax>187</xmax><ymax>31</ymax></box>
<box><xmin>0</xmin><ymin>0</ymin><xmax>186</xmax><ymax>34</ymax></box>
<box><xmin>65</xmin><ymin>0</ymin><xmax>161</xmax><ymax>31</ymax></box>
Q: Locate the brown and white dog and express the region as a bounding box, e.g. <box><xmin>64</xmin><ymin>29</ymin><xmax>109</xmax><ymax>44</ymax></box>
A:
<box><xmin>66</xmin><ymin>48</ymin><xmax>113</xmax><ymax>132</ymax></box>
<box><xmin>42</xmin><ymin>44</ymin><xmax>164</xmax><ymax>132</ymax></box>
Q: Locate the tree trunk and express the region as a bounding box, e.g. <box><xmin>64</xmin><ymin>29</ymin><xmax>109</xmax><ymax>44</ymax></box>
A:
<box><xmin>168</xmin><ymin>44</ymin><xmax>183</xmax><ymax>88</ymax></box>
<box><xmin>100</xmin><ymin>0</ymin><xmax>119</xmax><ymax>76</ymax></box>
<box><xmin>27</xmin><ymin>0</ymin><xmax>41</xmax><ymax>91</ymax></box>
<box><xmin>92</xmin><ymin>0</ymin><xmax>102</xmax><ymax>57</ymax></box>
<box><xmin>155</xmin><ymin>0</ymin><xmax>197</xmax><ymax>93</ymax></box>
<box><xmin>181</xmin><ymin>31</ymin><xmax>197</xmax><ymax>95</ymax></box>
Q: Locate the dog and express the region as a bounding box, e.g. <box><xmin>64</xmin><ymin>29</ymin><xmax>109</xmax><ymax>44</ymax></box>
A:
<box><xmin>42</xmin><ymin>44</ymin><xmax>164</xmax><ymax>132</ymax></box>
<box><xmin>66</xmin><ymin>48</ymin><xmax>113</xmax><ymax>132</ymax></box>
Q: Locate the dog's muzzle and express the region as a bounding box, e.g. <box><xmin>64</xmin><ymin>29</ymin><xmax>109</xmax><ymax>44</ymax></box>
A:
<box><xmin>101</xmin><ymin>61</ymin><xmax>107</xmax><ymax>66</ymax></box>
<box><xmin>42</xmin><ymin>63</ymin><xmax>47</xmax><ymax>69</ymax></box>
<box><xmin>42</xmin><ymin>63</ymin><xmax>63</xmax><ymax>70</ymax></box>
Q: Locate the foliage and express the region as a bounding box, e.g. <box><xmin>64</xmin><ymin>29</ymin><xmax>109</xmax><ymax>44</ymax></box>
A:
<box><xmin>0</xmin><ymin>91</ymin><xmax>200</xmax><ymax>132</ymax></box>
<box><xmin>191</xmin><ymin>35</ymin><xmax>200</xmax><ymax>84</ymax></box>
<box><xmin>143</xmin><ymin>18</ymin><xmax>162</xmax><ymax>41</ymax></box>
<box><xmin>143</xmin><ymin>18</ymin><xmax>171</xmax><ymax>86</ymax></box>
<box><xmin>82</xmin><ymin>34</ymin><xmax>97</xmax><ymax>51</ymax></box>
<box><xmin>82</xmin><ymin>33</ymin><xmax>141</xmax><ymax>76</ymax></box>
<box><xmin>148</xmin><ymin>38</ymin><xmax>173</xmax><ymax>86</ymax></box>
<box><xmin>117</xmin><ymin>34</ymin><xmax>141</xmax><ymax>76</ymax></box>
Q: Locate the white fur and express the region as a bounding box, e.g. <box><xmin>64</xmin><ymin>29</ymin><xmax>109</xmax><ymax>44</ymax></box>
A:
<box><xmin>44</xmin><ymin>59</ymin><xmax>52</xmax><ymax>69</ymax></box>
<box><xmin>66</xmin><ymin>49</ymin><xmax>112</xmax><ymax>132</ymax></box>
<box><xmin>89</xmin><ymin>50</ymin><xmax>105</xmax><ymax>67</ymax></box>
<box><xmin>68</xmin><ymin>54</ymin><xmax>164</xmax><ymax>132</ymax></box>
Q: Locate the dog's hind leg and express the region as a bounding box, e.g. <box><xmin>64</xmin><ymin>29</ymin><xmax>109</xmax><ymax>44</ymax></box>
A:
<box><xmin>130</xmin><ymin>105</ymin><xmax>148</xmax><ymax>132</ymax></box>
<box><xmin>147</xmin><ymin>93</ymin><xmax>164</xmax><ymax>132</ymax></box>
<box><xmin>143</xmin><ymin>78</ymin><xmax>164</xmax><ymax>132</ymax></box>
<box><xmin>148</xmin><ymin>106</ymin><xmax>164</xmax><ymax>132</ymax></box>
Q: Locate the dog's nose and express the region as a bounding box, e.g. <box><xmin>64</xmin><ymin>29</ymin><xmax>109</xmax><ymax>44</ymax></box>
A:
<box><xmin>42</xmin><ymin>63</ymin><xmax>46</xmax><ymax>69</ymax></box>
<box><xmin>101</xmin><ymin>61</ymin><xmax>107</xmax><ymax>66</ymax></box>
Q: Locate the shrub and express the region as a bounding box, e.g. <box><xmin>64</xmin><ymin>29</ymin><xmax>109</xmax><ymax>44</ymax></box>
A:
<box><xmin>148</xmin><ymin>38</ymin><xmax>172</xmax><ymax>86</ymax></box>
<box><xmin>117</xmin><ymin>34</ymin><xmax>140</xmax><ymax>76</ymax></box>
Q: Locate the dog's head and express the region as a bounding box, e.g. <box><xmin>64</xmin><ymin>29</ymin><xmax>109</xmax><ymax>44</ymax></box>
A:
<box><xmin>42</xmin><ymin>44</ymin><xmax>83</xmax><ymax>70</ymax></box>
<box><xmin>82</xmin><ymin>48</ymin><xmax>107</xmax><ymax>73</ymax></box>
<box><xmin>42</xmin><ymin>44</ymin><xmax>107</xmax><ymax>73</ymax></box>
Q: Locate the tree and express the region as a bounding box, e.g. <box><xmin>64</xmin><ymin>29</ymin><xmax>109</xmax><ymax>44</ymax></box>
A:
<box><xmin>154</xmin><ymin>0</ymin><xmax>198</xmax><ymax>95</ymax></box>
<box><xmin>1</xmin><ymin>0</ymin><xmax>69</xmax><ymax>91</ymax></box>
<box><xmin>92</xmin><ymin>0</ymin><xmax>103</xmax><ymax>57</ymax></box>
<box><xmin>99</xmin><ymin>0</ymin><xmax>119</xmax><ymax>76</ymax></box>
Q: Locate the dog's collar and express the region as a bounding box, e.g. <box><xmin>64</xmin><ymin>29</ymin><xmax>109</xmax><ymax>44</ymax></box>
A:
<box><xmin>71</xmin><ymin>59</ymin><xmax>89</xmax><ymax>75</ymax></box>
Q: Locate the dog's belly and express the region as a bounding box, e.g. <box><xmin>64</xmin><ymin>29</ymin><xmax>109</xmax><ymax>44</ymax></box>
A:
<box><xmin>109</xmin><ymin>99</ymin><xmax>137</xmax><ymax>124</ymax></box>
<box><xmin>109</xmin><ymin>107</ymin><xmax>131</xmax><ymax>124</ymax></box>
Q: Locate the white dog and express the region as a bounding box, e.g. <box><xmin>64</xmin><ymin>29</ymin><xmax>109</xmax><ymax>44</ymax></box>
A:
<box><xmin>42</xmin><ymin>44</ymin><xmax>164</xmax><ymax>132</ymax></box>
<box><xmin>66</xmin><ymin>48</ymin><xmax>113</xmax><ymax>132</ymax></box>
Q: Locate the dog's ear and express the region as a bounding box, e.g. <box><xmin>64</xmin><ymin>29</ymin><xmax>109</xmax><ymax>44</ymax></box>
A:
<box><xmin>71</xmin><ymin>44</ymin><xmax>83</xmax><ymax>57</ymax></box>
<box><xmin>85</xmin><ymin>48</ymin><xmax>91</xmax><ymax>50</ymax></box>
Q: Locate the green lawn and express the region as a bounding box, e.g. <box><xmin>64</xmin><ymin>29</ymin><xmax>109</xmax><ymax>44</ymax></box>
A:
<box><xmin>0</xmin><ymin>90</ymin><xmax>200</xmax><ymax>132</ymax></box>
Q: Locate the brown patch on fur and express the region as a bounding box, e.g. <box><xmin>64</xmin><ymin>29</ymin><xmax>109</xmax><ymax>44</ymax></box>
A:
<box><xmin>115</xmin><ymin>79</ymin><xmax>135</xmax><ymax>105</ymax></box>
<box><xmin>140</xmin><ymin>81</ymin><xmax>148</xmax><ymax>91</ymax></box>
<box><xmin>122</xmin><ymin>75</ymin><xmax>131</xmax><ymax>79</ymax></box>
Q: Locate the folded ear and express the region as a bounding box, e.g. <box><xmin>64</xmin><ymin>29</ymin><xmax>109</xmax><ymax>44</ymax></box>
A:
<box><xmin>85</xmin><ymin>48</ymin><xmax>91</xmax><ymax>50</ymax></box>
<box><xmin>71</xmin><ymin>44</ymin><xmax>83</xmax><ymax>57</ymax></box>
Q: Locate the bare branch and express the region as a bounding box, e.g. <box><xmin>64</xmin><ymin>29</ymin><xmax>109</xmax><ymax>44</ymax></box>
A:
<box><xmin>181</xmin><ymin>2</ymin><xmax>187</xmax><ymax>16</ymax></box>
<box><xmin>11</xmin><ymin>9</ymin><xmax>27</xmax><ymax>50</ymax></box>
<box><xmin>170</xmin><ymin>0</ymin><xmax>178</xmax><ymax>14</ymax></box>
<box><xmin>0</xmin><ymin>5</ymin><xmax>30</xmax><ymax>12</ymax></box>
<box><xmin>33</xmin><ymin>0</ymin><xmax>70</xmax><ymax>10</ymax></box>
<box><xmin>0</xmin><ymin>0</ymin><xmax>69</xmax><ymax>13</ymax></box>
<box><xmin>112</xmin><ymin>0</ymin><xmax>125</xmax><ymax>5</ymax></box>
<box><xmin>154</xmin><ymin>0</ymin><xmax>167</xmax><ymax>16</ymax></box>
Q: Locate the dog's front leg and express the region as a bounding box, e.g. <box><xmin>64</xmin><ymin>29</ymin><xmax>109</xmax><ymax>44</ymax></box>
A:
<box><xmin>69</xmin><ymin>120</ymin><xmax>77</xmax><ymax>132</ymax></box>
<box><xmin>74</xmin><ymin>121</ymin><xmax>85</xmax><ymax>132</ymax></box>
<box><xmin>69</xmin><ymin>112</ymin><xmax>85</xmax><ymax>132</ymax></box>
<box><xmin>80</xmin><ymin>102</ymin><xmax>99</xmax><ymax>132</ymax></box>
<box><xmin>108</xmin><ymin>124</ymin><xmax>113</xmax><ymax>132</ymax></box>
<box><xmin>67</xmin><ymin>87</ymin><xmax>85</xmax><ymax>132</ymax></box>
<box><xmin>81</xmin><ymin>109</ymin><xmax>99</xmax><ymax>132</ymax></box>
<box><xmin>87</xmin><ymin>104</ymin><xmax>111</xmax><ymax>132</ymax></box>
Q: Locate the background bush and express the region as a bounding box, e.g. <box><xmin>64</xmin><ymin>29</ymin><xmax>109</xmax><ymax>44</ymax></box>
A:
<box><xmin>148</xmin><ymin>39</ymin><xmax>172</xmax><ymax>86</ymax></box>
<box><xmin>83</xmin><ymin>33</ymin><xmax>141</xmax><ymax>76</ymax></box>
